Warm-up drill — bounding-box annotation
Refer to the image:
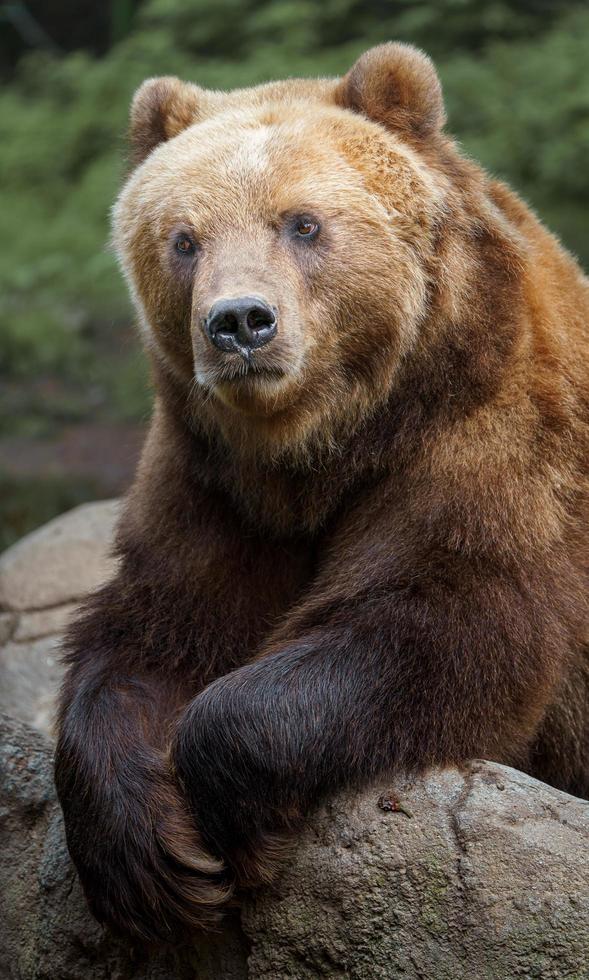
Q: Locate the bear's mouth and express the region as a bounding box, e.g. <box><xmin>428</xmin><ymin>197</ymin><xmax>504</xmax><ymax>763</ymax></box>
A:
<box><xmin>207</xmin><ymin>360</ymin><xmax>293</xmax><ymax>414</ymax></box>
<box><xmin>224</xmin><ymin>368</ymin><xmax>288</xmax><ymax>393</ymax></box>
<box><xmin>203</xmin><ymin>357</ymin><xmax>288</xmax><ymax>388</ymax></box>
<box><xmin>193</xmin><ymin>336</ymin><xmax>301</xmax><ymax>400</ymax></box>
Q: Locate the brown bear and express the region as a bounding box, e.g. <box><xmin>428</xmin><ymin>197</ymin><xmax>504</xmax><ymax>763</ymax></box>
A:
<box><xmin>55</xmin><ymin>43</ymin><xmax>589</xmax><ymax>942</ymax></box>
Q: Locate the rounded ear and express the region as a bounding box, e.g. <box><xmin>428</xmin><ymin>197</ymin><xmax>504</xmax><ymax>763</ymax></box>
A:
<box><xmin>129</xmin><ymin>76</ymin><xmax>205</xmax><ymax>166</ymax></box>
<box><xmin>336</xmin><ymin>43</ymin><xmax>445</xmax><ymax>139</ymax></box>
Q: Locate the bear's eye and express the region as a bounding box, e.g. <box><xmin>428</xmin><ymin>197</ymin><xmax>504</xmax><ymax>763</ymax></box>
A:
<box><xmin>175</xmin><ymin>234</ymin><xmax>196</xmax><ymax>256</ymax></box>
<box><xmin>293</xmin><ymin>217</ymin><xmax>320</xmax><ymax>240</ymax></box>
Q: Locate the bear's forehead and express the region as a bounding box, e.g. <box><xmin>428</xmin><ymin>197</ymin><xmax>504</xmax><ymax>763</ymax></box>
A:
<box><xmin>125</xmin><ymin>104</ymin><xmax>436</xmax><ymax>227</ymax></box>
<box><xmin>145</xmin><ymin>109</ymin><xmax>372</xmax><ymax>189</ymax></box>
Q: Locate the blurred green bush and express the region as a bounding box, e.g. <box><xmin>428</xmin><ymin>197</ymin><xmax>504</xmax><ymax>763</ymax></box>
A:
<box><xmin>0</xmin><ymin>0</ymin><xmax>588</xmax><ymax>421</ymax></box>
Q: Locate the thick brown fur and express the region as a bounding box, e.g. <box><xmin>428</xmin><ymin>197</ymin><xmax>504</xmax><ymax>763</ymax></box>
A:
<box><xmin>55</xmin><ymin>43</ymin><xmax>589</xmax><ymax>941</ymax></box>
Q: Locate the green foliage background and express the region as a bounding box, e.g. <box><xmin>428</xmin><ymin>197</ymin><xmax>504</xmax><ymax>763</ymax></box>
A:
<box><xmin>0</xmin><ymin>0</ymin><xmax>588</xmax><ymax>545</ymax></box>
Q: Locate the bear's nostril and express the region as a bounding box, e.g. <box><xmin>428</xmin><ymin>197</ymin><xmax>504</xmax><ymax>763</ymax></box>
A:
<box><xmin>206</xmin><ymin>296</ymin><xmax>277</xmax><ymax>355</ymax></box>
<box><xmin>218</xmin><ymin>313</ymin><xmax>239</xmax><ymax>336</ymax></box>
<box><xmin>247</xmin><ymin>308</ymin><xmax>274</xmax><ymax>331</ymax></box>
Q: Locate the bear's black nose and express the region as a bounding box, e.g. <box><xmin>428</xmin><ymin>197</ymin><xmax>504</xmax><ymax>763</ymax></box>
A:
<box><xmin>205</xmin><ymin>297</ymin><xmax>277</xmax><ymax>354</ymax></box>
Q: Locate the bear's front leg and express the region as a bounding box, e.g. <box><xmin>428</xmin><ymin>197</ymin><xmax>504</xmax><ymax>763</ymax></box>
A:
<box><xmin>55</xmin><ymin>453</ymin><xmax>310</xmax><ymax>940</ymax></box>
<box><xmin>172</xmin><ymin>540</ymin><xmax>569</xmax><ymax>886</ymax></box>
<box><xmin>56</xmin><ymin>651</ymin><xmax>231</xmax><ymax>941</ymax></box>
<box><xmin>172</xmin><ymin>635</ymin><xmax>370</xmax><ymax>884</ymax></box>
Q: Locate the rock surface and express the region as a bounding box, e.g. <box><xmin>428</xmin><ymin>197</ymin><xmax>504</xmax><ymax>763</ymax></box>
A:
<box><xmin>1</xmin><ymin>503</ymin><xmax>588</xmax><ymax>979</ymax></box>
<box><xmin>0</xmin><ymin>501</ymin><xmax>120</xmax><ymax>734</ymax></box>
<box><xmin>0</xmin><ymin>499</ymin><xmax>121</xmax><ymax>612</ymax></box>
<box><xmin>244</xmin><ymin>768</ymin><xmax>589</xmax><ymax>979</ymax></box>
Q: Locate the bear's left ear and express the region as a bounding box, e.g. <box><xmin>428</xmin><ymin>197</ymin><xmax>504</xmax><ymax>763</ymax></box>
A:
<box><xmin>129</xmin><ymin>76</ymin><xmax>207</xmax><ymax>166</ymax></box>
<box><xmin>336</xmin><ymin>43</ymin><xmax>446</xmax><ymax>139</ymax></box>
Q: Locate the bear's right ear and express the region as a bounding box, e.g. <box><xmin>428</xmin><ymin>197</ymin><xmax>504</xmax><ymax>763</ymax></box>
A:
<box><xmin>336</xmin><ymin>43</ymin><xmax>446</xmax><ymax>139</ymax></box>
<box><xmin>129</xmin><ymin>76</ymin><xmax>206</xmax><ymax>167</ymax></box>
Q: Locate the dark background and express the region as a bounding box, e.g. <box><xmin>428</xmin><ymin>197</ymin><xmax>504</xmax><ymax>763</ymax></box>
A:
<box><xmin>1</xmin><ymin>0</ymin><xmax>588</xmax><ymax>549</ymax></box>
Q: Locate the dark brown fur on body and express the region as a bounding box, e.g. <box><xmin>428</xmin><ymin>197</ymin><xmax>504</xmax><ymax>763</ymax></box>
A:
<box><xmin>55</xmin><ymin>43</ymin><xmax>589</xmax><ymax>941</ymax></box>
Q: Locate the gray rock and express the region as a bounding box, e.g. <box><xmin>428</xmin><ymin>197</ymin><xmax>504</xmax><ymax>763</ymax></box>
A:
<box><xmin>0</xmin><ymin>500</ymin><xmax>121</xmax><ymax>612</ymax></box>
<box><xmin>0</xmin><ymin>612</ymin><xmax>16</xmax><ymax>645</ymax></box>
<box><xmin>13</xmin><ymin>603</ymin><xmax>79</xmax><ymax>642</ymax></box>
<box><xmin>244</xmin><ymin>767</ymin><xmax>589</xmax><ymax>979</ymax></box>
<box><xmin>0</xmin><ymin>501</ymin><xmax>120</xmax><ymax>739</ymax></box>
<box><xmin>0</xmin><ymin>636</ymin><xmax>64</xmax><ymax>735</ymax></box>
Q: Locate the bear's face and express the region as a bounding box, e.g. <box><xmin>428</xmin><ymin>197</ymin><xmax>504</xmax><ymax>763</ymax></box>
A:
<box><xmin>113</xmin><ymin>45</ymin><xmax>448</xmax><ymax>450</ymax></box>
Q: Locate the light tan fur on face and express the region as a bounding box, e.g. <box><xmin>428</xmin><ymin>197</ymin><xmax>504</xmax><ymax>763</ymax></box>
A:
<box><xmin>113</xmin><ymin>94</ymin><xmax>443</xmax><ymax>455</ymax></box>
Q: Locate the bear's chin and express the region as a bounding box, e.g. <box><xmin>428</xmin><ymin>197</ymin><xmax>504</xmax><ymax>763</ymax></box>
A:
<box><xmin>210</xmin><ymin>371</ymin><xmax>294</xmax><ymax>416</ymax></box>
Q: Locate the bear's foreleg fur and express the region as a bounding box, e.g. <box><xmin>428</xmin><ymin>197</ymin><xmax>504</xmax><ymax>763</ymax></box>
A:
<box><xmin>55</xmin><ymin>467</ymin><xmax>311</xmax><ymax>940</ymax></box>
<box><xmin>172</xmin><ymin>497</ymin><xmax>577</xmax><ymax>885</ymax></box>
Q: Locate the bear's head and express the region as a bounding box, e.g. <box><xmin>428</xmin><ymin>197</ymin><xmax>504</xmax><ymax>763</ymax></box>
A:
<box><xmin>113</xmin><ymin>44</ymin><xmax>487</xmax><ymax>456</ymax></box>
